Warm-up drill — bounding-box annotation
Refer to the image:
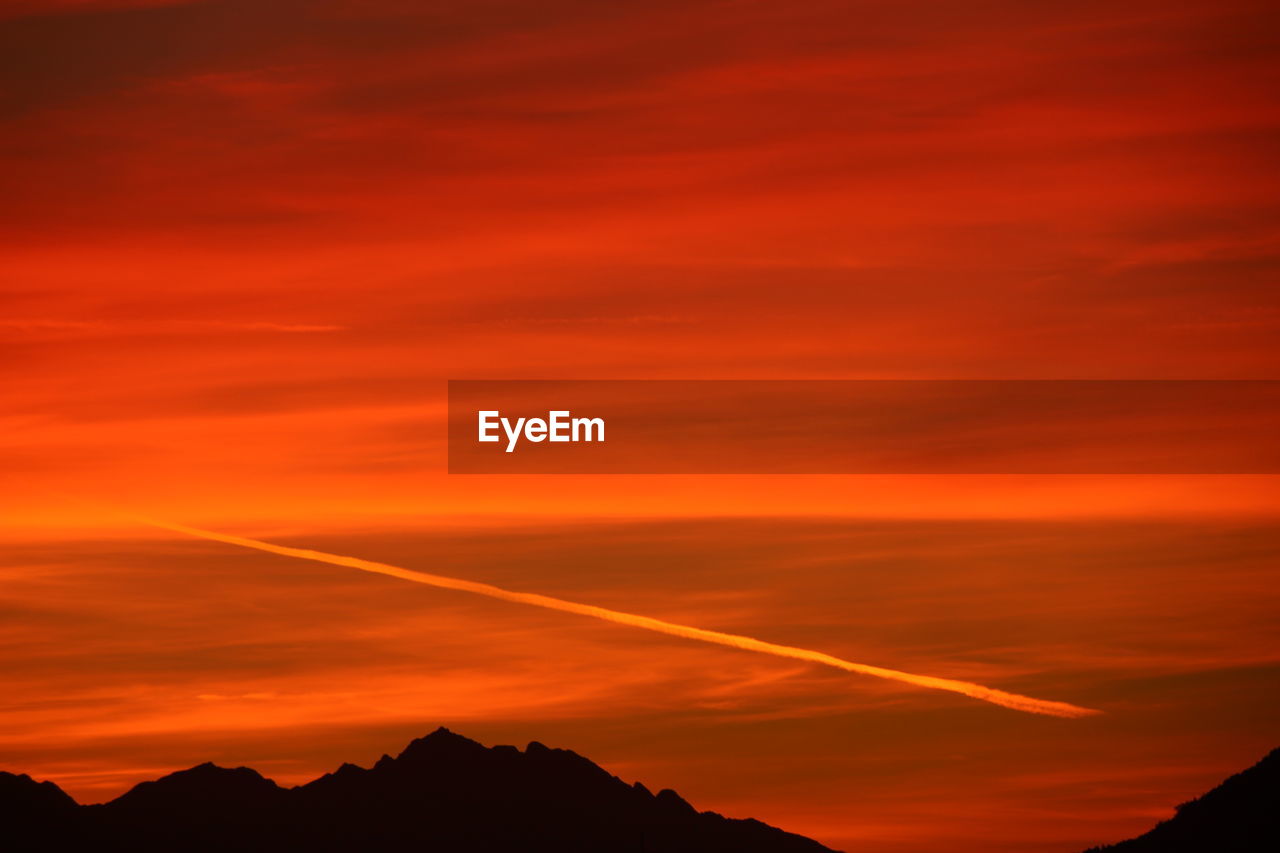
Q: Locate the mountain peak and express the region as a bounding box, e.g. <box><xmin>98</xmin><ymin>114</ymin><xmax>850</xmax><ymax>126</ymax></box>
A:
<box><xmin>0</xmin><ymin>771</ymin><xmax>77</xmax><ymax>814</ymax></box>
<box><xmin>394</xmin><ymin>726</ymin><xmax>488</xmax><ymax>764</ymax></box>
<box><xmin>1</xmin><ymin>772</ymin><xmax>79</xmax><ymax>849</ymax></box>
<box><xmin>112</xmin><ymin>762</ymin><xmax>283</xmax><ymax>811</ymax></box>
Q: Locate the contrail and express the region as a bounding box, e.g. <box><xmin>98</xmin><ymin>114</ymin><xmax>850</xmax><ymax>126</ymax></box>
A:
<box><xmin>142</xmin><ymin>518</ymin><xmax>1100</xmax><ymax>719</ymax></box>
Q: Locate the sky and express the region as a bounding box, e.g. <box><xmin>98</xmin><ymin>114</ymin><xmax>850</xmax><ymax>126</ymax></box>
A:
<box><xmin>2</xmin><ymin>1</ymin><xmax>1279</xmax><ymax>851</ymax></box>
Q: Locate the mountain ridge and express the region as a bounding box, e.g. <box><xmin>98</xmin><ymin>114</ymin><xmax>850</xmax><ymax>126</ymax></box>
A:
<box><xmin>8</xmin><ymin>732</ymin><xmax>1275</xmax><ymax>852</ymax></box>
<box><xmin>3</xmin><ymin>727</ymin><xmax>838</xmax><ymax>852</ymax></box>
<box><xmin>1083</xmin><ymin>746</ymin><xmax>1278</xmax><ymax>851</ymax></box>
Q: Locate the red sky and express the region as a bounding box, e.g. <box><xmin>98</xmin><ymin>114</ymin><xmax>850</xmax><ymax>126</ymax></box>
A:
<box><xmin>2</xmin><ymin>1</ymin><xmax>1279</xmax><ymax>850</ymax></box>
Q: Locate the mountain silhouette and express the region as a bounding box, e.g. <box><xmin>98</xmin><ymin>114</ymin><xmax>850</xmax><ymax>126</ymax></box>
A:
<box><xmin>3</xmin><ymin>728</ymin><xmax>838</xmax><ymax>852</ymax></box>
<box><xmin>1084</xmin><ymin>746</ymin><xmax>1279</xmax><ymax>852</ymax></box>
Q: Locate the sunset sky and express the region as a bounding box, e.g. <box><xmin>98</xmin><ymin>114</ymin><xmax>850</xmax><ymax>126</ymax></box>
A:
<box><xmin>3</xmin><ymin>1</ymin><xmax>1279</xmax><ymax>851</ymax></box>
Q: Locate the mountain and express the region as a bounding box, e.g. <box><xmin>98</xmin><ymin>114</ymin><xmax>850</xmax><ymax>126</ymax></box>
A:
<box><xmin>1084</xmin><ymin>747</ymin><xmax>1279</xmax><ymax>852</ymax></box>
<box><xmin>0</xmin><ymin>771</ymin><xmax>78</xmax><ymax>822</ymax></box>
<box><xmin>3</xmin><ymin>728</ymin><xmax>838</xmax><ymax>852</ymax></box>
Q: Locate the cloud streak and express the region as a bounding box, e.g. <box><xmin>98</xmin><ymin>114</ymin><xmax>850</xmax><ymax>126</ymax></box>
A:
<box><xmin>140</xmin><ymin>518</ymin><xmax>1099</xmax><ymax>718</ymax></box>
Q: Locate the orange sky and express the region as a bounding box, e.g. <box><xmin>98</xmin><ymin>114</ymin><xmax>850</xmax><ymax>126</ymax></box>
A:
<box><xmin>2</xmin><ymin>1</ymin><xmax>1279</xmax><ymax>851</ymax></box>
